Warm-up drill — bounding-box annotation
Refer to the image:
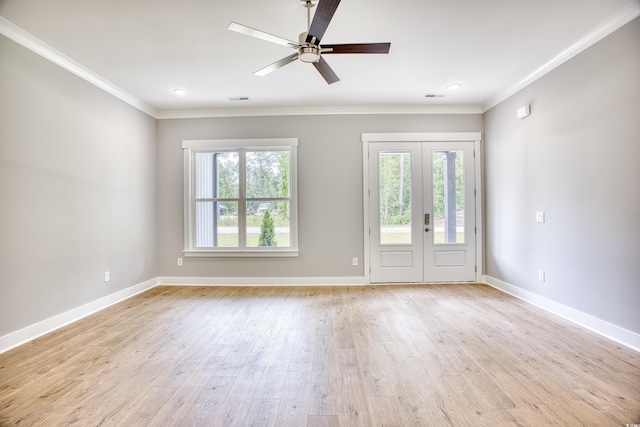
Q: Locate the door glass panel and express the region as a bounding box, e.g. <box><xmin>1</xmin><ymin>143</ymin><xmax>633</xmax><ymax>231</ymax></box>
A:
<box><xmin>432</xmin><ymin>150</ymin><xmax>465</xmax><ymax>244</ymax></box>
<box><xmin>378</xmin><ymin>152</ymin><xmax>412</xmax><ymax>245</ymax></box>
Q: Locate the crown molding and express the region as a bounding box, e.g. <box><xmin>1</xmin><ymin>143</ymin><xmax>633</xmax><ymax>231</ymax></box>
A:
<box><xmin>156</xmin><ymin>105</ymin><xmax>483</xmax><ymax>119</ymax></box>
<box><xmin>5</xmin><ymin>5</ymin><xmax>637</xmax><ymax>120</ymax></box>
<box><xmin>482</xmin><ymin>4</ymin><xmax>640</xmax><ymax>112</ymax></box>
<box><xmin>0</xmin><ymin>18</ymin><xmax>481</xmax><ymax>120</ymax></box>
<box><xmin>0</xmin><ymin>16</ymin><xmax>159</xmax><ymax>118</ymax></box>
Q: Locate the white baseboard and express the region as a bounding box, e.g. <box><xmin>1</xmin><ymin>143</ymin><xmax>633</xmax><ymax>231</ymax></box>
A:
<box><xmin>5</xmin><ymin>275</ymin><xmax>636</xmax><ymax>355</ymax></box>
<box><xmin>158</xmin><ymin>276</ymin><xmax>366</xmax><ymax>286</ymax></box>
<box><xmin>0</xmin><ymin>277</ymin><xmax>158</xmax><ymax>354</ymax></box>
<box><xmin>484</xmin><ymin>275</ymin><xmax>640</xmax><ymax>353</ymax></box>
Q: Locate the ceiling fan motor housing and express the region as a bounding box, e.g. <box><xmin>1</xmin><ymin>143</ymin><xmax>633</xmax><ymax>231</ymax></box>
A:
<box><xmin>298</xmin><ymin>32</ymin><xmax>320</xmax><ymax>63</ymax></box>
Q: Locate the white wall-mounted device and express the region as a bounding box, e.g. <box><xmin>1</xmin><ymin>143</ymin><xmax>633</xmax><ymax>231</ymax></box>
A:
<box><xmin>517</xmin><ymin>104</ymin><xmax>531</xmax><ymax>119</ymax></box>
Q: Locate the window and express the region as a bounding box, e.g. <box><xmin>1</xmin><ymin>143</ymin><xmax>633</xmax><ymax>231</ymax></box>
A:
<box><xmin>183</xmin><ymin>138</ymin><xmax>298</xmax><ymax>256</ymax></box>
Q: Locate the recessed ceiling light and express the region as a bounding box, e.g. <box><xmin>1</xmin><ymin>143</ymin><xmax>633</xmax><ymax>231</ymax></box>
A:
<box><xmin>446</xmin><ymin>82</ymin><xmax>462</xmax><ymax>91</ymax></box>
<box><xmin>172</xmin><ymin>88</ymin><xmax>188</xmax><ymax>96</ymax></box>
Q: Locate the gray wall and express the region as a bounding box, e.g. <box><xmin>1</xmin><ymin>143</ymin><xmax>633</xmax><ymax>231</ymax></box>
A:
<box><xmin>157</xmin><ymin>114</ymin><xmax>482</xmax><ymax>278</ymax></box>
<box><xmin>0</xmin><ymin>35</ymin><xmax>158</xmax><ymax>336</ymax></box>
<box><xmin>483</xmin><ymin>17</ymin><xmax>640</xmax><ymax>334</ymax></box>
<box><xmin>5</xmin><ymin>14</ymin><xmax>637</xmax><ymax>343</ymax></box>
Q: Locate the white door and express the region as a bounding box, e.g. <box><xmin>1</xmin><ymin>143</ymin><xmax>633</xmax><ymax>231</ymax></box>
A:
<box><xmin>422</xmin><ymin>141</ymin><xmax>476</xmax><ymax>282</ymax></box>
<box><xmin>369</xmin><ymin>143</ymin><xmax>424</xmax><ymax>282</ymax></box>
<box><xmin>369</xmin><ymin>141</ymin><xmax>476</xmax><ymax>283</ymax></box>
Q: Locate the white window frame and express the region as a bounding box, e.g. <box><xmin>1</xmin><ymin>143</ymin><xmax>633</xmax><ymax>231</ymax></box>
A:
<box><xmin>183</xmin><ymin>138</ymin><xmax>299</xmax><ymax>257</ymax></box>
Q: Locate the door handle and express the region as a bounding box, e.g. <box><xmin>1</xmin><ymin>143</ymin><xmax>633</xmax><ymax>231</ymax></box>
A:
<box><xmin>425</xmin><ymin>227</ymin><xmax>431</xmax><ymax>232</ymax></box>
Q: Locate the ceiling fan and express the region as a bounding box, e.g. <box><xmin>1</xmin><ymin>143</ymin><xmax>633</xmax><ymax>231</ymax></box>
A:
<box><xmin>227</xmin><ymin>0</ymin><xmax>391</xmax><ymax>84</ymax></box>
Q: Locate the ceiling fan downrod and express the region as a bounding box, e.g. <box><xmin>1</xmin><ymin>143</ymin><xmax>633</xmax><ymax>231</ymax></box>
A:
<box><xmin>299</xmin><ymin>0</ymin><xmax>320</xmax><ymax>63</ymax></box>
<box><xmin>302</xmin><ymin>0</ymin><xmax>318</xmax><ymax>32</ymax></box>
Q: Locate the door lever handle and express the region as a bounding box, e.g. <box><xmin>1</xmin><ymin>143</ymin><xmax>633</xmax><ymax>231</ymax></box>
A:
<box><xmin>425</xmin><ymin>228</ymin><xmax>431</xmax><ymax>232</ymax></box>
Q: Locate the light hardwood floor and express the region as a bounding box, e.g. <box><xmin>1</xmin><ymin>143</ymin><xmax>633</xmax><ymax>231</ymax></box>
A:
<box><xmin>1</xmin><ymin>284</ymin><xmax>639</xmax><ymax>426</ymax></box>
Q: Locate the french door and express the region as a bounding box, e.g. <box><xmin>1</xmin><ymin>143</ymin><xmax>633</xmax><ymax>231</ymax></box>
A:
<box><xmin>368</xmin><ymin>140</ymin><xmax>477</xmax><ymax>283</ymax></box>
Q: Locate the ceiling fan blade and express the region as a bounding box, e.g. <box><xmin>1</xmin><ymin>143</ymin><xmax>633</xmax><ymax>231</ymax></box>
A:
<box><xmin>306</xmin><ymin>0</ymin><xmax>341</xmax><ymax>44</ymax></box>
<box><xmin>228</xmin><ymin>22</ymin><xmax>299</xmax><ymax>48</ymax></box>
<box><xmin>254</xmin><ymin>53</ymin><xmax>299</xmax><ymax>76</ymax></box>
<box><xmin>322</xmin><ymin>43</ymin><xmax>391</xmax><ymax>54</ymax></box>
<box><xmin>313</xmin><ymin>57</ymin><xmax>340</xmax><ymax>84</ymax></box>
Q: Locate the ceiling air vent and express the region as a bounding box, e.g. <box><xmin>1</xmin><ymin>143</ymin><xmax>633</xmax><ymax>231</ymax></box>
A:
<box><xmin>424</xmin><ymin>94</ymin><xmax>445</xmax><ymax>98</ymax></box>
<box><xmin>228</xmin><ymin>96</ymin><xmax>250</xmax><ymax>101</ymax></box>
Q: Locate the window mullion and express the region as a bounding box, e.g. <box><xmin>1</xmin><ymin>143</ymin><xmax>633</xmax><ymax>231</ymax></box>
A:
<box><xmin>245</xmin><ymin>198</ymin><xmax>291</xmax><ymax>202</ymax></box>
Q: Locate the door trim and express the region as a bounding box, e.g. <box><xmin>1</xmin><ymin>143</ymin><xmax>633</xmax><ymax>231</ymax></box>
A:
<box><xmin>362</xmin><ymin>132</ymin><xmax>483</xmax><ymax>284</ymax></box>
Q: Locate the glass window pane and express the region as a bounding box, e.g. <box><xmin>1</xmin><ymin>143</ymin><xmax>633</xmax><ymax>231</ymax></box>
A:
<box><xmin>195</xmin><ymin>152</ymin><xmax>239</xmax><ymax>199</ymax></box>
<box><xmin>196</xmin><ymin>201</ymin><xmax>238</xmax><ymax>247</ymax></box>
<box><xmin>432</xmin><ymin>150</ymin><xmax>465</xmax><ymax>244</ymax></box>
<box><xmin>379</xmin><ymin>152</ymin><xmax>412</xmax><ymax>245</ymax></box>
<box><xmin>246</xmin><ymin>201</ymin><xmax>290</xmax><ymax>248</ymax></box>
<box><xmin>216</xmin><ymin>152</ymin><xmax>239</xmax><ymax>198</ymax></box>
<box><xmin>246</xmin><ymin>151</ymin><xmax>290</xmax><ymax>198</ymax></box>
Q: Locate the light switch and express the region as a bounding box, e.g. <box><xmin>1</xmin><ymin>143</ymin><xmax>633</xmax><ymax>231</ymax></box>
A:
<box><xmin>535</xmin><ymin>212</ymin><xmax>545</xmax><ymax>223</ymax></box>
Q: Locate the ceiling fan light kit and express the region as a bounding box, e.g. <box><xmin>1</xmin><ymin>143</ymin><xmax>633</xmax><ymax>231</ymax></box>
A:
<box><xmin>299</xmin><ymin>46</ymin><xmax>320</xmax><ymax>63</ymax></box>
<box><xmin>227</xmin><ymin>0</ymin><xmax>390</xmax><ymax>84</ymax></box>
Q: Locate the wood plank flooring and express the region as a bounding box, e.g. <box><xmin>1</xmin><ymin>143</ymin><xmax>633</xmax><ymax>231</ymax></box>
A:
<box><xmin>1</xmin><ymin>284</ymin><xmax>639</xmax><ymax>426</ymax></box>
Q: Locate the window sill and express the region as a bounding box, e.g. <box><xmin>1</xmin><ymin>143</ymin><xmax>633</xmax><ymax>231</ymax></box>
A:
<box><xmin>184</xmin><ymin>249</ymin><xmax>299</xmax><ymax>258</ymax></box>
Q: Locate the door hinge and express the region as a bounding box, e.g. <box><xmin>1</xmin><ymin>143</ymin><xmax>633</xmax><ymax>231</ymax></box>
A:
<box><xmin>474</xmin><ymin>188</ymin><xmax>476</xmax><ymax>196</ymax></box>
<box><xmin>475</xmin><ymin>265</ymin><xmax>477</xmax><ymax>272</ymax></box>
<box><xmin>474</xmin><ymin>227</ymin><xmax>477</xmax><ymax>234</ymax></box>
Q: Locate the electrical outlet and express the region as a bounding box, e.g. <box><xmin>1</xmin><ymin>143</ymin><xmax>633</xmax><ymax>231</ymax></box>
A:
<box><xmin>352</xmin><ymin>257</ymin><xmax>358</xmax><ymax>266</ymax></box>
<box><xmin>177</xmin><ymin>258</ymin><xmax>183</xmax><ymax>266</ymax></box>
<box><xmin>538</xmin><ymin>270</ymin><xmax>545</xmax><ymax>282</ymax></box>
<box><xmin>536</xmin><ymin>211</ymin><xmax>545</xmax><ymax>223</ymax></box>
<box><xmin>104</xmin><ymin>271</ymin><xmax>110</xmax><ymax>282</ymax></box>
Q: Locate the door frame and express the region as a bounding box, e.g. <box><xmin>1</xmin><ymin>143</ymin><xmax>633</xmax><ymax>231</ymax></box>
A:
<box><xmin>362</xmin><ymin>132</ymin><xmax>483</xmax><ymax>284</ymax></box>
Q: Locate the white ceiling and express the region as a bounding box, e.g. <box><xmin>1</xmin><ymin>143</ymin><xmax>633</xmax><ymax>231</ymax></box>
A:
<box><xmin>1</xmin><ymin>0</ymin><xmax>639</xmax><ymax>118</ymax></box>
